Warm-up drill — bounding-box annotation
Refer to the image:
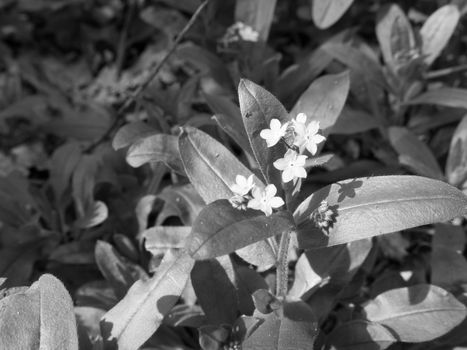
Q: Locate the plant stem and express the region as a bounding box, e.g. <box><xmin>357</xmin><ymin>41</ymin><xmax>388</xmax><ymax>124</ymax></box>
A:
<box><xmin>276</xmin><ymin>230</ymin><xmax>291</xmax><ymax>298</ymax></box>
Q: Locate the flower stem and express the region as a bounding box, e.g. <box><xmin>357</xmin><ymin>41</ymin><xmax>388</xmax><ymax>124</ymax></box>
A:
<box><xmin>276</xmin><ymin>230</ymin><xmax>291</xmax><ymax>298</ymax></box>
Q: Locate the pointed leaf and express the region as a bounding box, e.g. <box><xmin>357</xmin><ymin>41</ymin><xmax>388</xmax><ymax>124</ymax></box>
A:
<box><xmin>376</xmin><ymin>4</ymin><xmax>415</xmax><ymax>70</ymax></box>
<box><xmin>388</xmin><ymin>126</ymin><xmax>444</xmax><ymax>180</ymax></box>
<box><xmin>101</xmin><ymin>249</ymin><xmax>195</xmax><ymax>350</ymax></box>
<box><xmin>290</xmin><ymin>71</ymin><xmax>350</xmax><ymax>136</ymax></box>
<box><xmin>420</xmin><ymin>5</ymin><xmax>460</xmax><ymax>66</ymax></box>
<box><xmin>312</xmin><ymin>0</ymin><xmax>354</xmax><ymax>29</ymax></box>
<box><xmin>363</xmin><ymin>284</ymin><xmax>467</xmax><ymax>342</ymax></box>
<box><xmin>179</xmin><ymin>126</ymin><xmax>264</xmax><ymax>203</ymax></box>
<box><xmin>294</xmin><ymin>175</ymin><xmax>467</xmax><ymax>248</ymax></box>
<box><xmin>238</xmin><ymin>79</ymin><xmax>289</xmax><ymax>188</ymax></box>
<box><xmin>186</xmin><ymin>200</ymin><xmax>295</xmax><ymax>260</ymax></box>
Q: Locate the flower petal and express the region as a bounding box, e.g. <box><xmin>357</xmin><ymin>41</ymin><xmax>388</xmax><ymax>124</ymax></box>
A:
<box><xmin>269</xmin><ymin>196</ymin><xmax>285</xmax><ymax>208</ymax></box>
<box><xmin>259</xmin><ymin>129</ymin><xmax>273</xmax><ymax>140</ymax></box>
<box><xmin>265</xmin><ymin>184</ymin><xmax>277</xmax><ymax>198</ymax></box>
<box><xmin>293</xmin><ymin>167</ymin><xmax>307</xmax><ymax>179</ymax></box>
<box><xmin>306</xmin><ymin>142</ymin><xmax>318</xmax><ymax>155</ymax></box>
<box><xmin>270</xmin><ymin>118</ymin><xmax>281</xmax><ymax>130</ymax></box>
<box><xmin>273</xmin><ymin>158</ymin><xmax>289</xmax><ymax>171</ymax></box>
<box><xmin>247</xmin><ymin>198</ymin><xmax>261</xmax><ymax>210</ymax></box>
<box><xmin>312</xmin><ymin>134</ymin><xmax>326</xmax><ymax>144</ymax></box>
<box><xmin>282</xmin><ymin>168</ymin><xmax>294</xmax><ymax>183</ymax></box>
<box><xmin>307</xmin><ymin>120</ymin><xmax>320</xmax><ymax>135</ymax></box>
<box><xmin>296</xmin><ymin>113</ymin><xmax>307</xmax><ymax>124</ymax></box>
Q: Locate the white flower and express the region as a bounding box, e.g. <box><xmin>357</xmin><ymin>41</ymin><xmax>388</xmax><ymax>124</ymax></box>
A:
<box><xmin>292</xmin><ymin>113</ymin><xmax>326</xmax><ymax>155</ymax></box>
<box><xmin>247</xmin><ymin>184</ymin><xmax>284</xmax><ymax>216</ymax></box>
<box><xmin>236</xmin><ymin>22</ymin><xmax>259</xmax><ymax>42</ymax></box>
<box><xmin>273</xmin><ymin>149</ymin><xmax>308</xmax><ymax>183</ymax></box>
<box><xmin>260</xmin><ymin>119</ymin><xmax>289</xmax><ymax>147</ymax></box>
<box><xmin>231</xmin><ymin>174</ymin><xmax>255</xmax><ymax>196</ymax></box>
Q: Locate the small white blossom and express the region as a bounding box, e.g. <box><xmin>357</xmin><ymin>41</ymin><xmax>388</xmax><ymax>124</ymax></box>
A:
<box><xmin>292</xmin><ymin>113</ymin><xmax>326</xmax><ymax>155</ymax></box>
<box><xmin>247</xmin><ymin>184</ymin><xmax>284</xmax><ymax>216</ymax></box>
<box><xmin>221</xmin><ymin>22</ymin><xmax>260</xmax><ymax>44</ymax></box>
<box><xmin>231</xmin><ymin>174</ymin><xmax>255</xmax><ymax>196</ymax></box>
<box><xmin>310</xmin><ymin>200</ymin><xmax>335</xmax><ymax>232</ymax></box>
<box><xmin>273</xmin><ymin>149</ymin><xmax>308</xmax><ymax>183</ymax></box>
<box><xmin>260</xmin><ymin>119</ymin><xmax>289</xmax><ymax>147</ymax></box>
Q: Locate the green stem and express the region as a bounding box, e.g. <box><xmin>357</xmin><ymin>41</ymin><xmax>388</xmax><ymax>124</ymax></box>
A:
<box><xmin>276</xmin><ymin>230</ymin><xmax>291</xmax><ymax>298</ymax></box>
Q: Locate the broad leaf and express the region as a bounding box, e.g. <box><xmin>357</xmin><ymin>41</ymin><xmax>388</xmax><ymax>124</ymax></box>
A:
<box><xmin>126</xmin><ymin>133</ymin><xmax>184</xmax><ymax>174</ymax></box>
<box><xmin>376</xmin><ymin>4</ymin><xmax>415</xmax><ymax>71</ymax></box>
<box><xmin>0</xmin><ymin>274</ymin><xmax>78</xmax><ymax>350</ymax></box>
<box><xmin>311</xmin><ymin>0</ymin><xmax>354</xmax><ymax>29</ymax></box>
<box><xmin>49</xmin><ymin>141</ymin><xmax>82</xmax><ymax>201</ymax></box>
<box><xmin>290</xmin><ymin>71</ymin><xmax>350</xmax><ymax>136</ymax></box>
<box><xmin>186</xmin><ymin>199</ymin><xmax>295</xmax><ymax>260</ymax></box>
<box><xmin>179</xmin><ymin>126</ymin><xmax>264</xmax><ymax>203</ymax></box>
<box><xmin>363</xmin><ymin>284</ymin><xmax>467</xmax><ymax>342</ymax></box>
<box><xmin>112</xmin><ymin>122</ymin><xmax>158</xmax><ymax>150</ymax></box>
<box><xmin>101</xmin><ymin>249</ymin><xmax>194</xmax><ymax>350</ymax></box>
<box><xmin>191</xmin><ymin>257</ymin><xmax>238</xmax><ymax>325</ymax></box>
<box><xmin>331</xmin><ymin>107</ymin><xmax>380</xmax><ymax>135</ymax></box>
<box><xmin>238</xmin><ymin>79</ymin><xmax>289</xmax><ymax>189</ymax></box>
<box><xmin>446</xmin><ymin>115</ymin><xmax>467</xmax><ymax>187</ymax></box>
<box><xmin>243</xmin><ymin>301</ymin><xmax>318</xmax><ymax>349</ymax></box>
<box><xmin>327</xmin><ymin>320</ymin><xmax>396</xmax><ymax>350</ymax></box>
<box><xmin>388</xmin><ymin>126</ymin><xmax>444</xmax><ymax>180</ymax></box>
<box><xmin>420</xmin><ymin>5</ymin><xmax>460</xmax><ymax>66</ymax></box>
<box><xmin>143</xmin><ymin>226</ymin><xmax>191</xmax><ymax>257</ymax></box>
<box><xmin>294</xmin><ymin>175</ymin><xmax>467</xmax><ymax>248</ymax></box>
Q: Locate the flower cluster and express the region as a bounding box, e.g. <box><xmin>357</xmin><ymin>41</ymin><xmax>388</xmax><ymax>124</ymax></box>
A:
<box><xmin>229</xmin><ymin>113</ymin><xmax>325</xmax><ymax>217</ymax></box>
<box><xmin>229</xmin><ymin>175</ymin><xmax>284</xmax><ymax>216</ymax></box>
<box><xmin>261</xmin><ymin>113</ymin><xmax>326</xmax><ymax>184</ymax></box>
<box><xmin>310</xmin><ymin>200</ymin><xmax>335</xmax><ymax>232</ymax></box>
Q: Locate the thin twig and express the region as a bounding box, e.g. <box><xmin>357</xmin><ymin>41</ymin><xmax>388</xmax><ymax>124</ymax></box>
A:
<box><xmin>86</xmin><ymin>0</ymin><xmax>209</xmax><ymax>153</ymax></box>
<box><xmin>116</xmin><ymin>0</ymin><xmax>136</xmax><ymax>78</ymax></box>
<box><xmin>276</xmin><ymin>230</ymin><xmax>291</xmax><ymax>298</ymax></box>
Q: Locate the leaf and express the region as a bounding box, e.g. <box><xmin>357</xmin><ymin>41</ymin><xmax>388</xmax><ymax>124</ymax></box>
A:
<box><xmin>388</xmin><ymin>126</ymin><xmax>444</xmax><ymax>180</ymax></box>
<box><xmin>420</xmin><ymin>5</ymin><xmax>460</xmax><ymax>66</ymax></box>
<box><xmin>112</xmin><ymin>122</ymin><xmax>158</xmax><ymax>150</ymax></box>
<box><xmin>204</xmin><ymin>93</ymin><xmax>253</xmax><ymax>155</ymax></box>
<box><xmin>186</xmin><ymin>200</ymin><xmax>295</xmax><ymax>260</ymax></box>
<box><xmin>95</xmin><ymin>241</ymin><xmax>147</xmax><ymax>299</ymax></box>
<box><xmin>49</xmin><ymin>141</ymin><xmax>82</xmax><ymax>201</ymax></box>
<box><xmin>294</xmin><ymin>175</ymin><xmax>467</xmax><ymax>248</ymax></box>
<box><xmin>238</xmin><ymin>79</ymin><xmax>289</xmax><ymax>189</ymax></box>
<box><xmin>311</xmin><ymin>0</ymin><xmax>354</xmax><ymax>29</ymax></box>
<box><xmin>191</xmin><ymin>257</ymin><xmax>238</xmax><ymax>325</ymax></box>
<box><xmin>289</xmin><ymin>239</ymin><xmax>372</xmax><ymax>300</ymax></box>
<box><xmin>446</xmin><ymin>115</ymin><xmax>467</xmax><ymax>187</ymax></box>
<box><xmin>235</xmin><ymin>0</ymin><xmax>277</xmax><ymax>41</ymax></box>
<box><xmin>126</xmin><ymin>133</ymin><xmax>185</xmax><ymax>175</ymax></box>
<box><xmin>179</xmin><ymin>126</ymin><xmax>264</xmax><ymax>203</ymax></box>
<box><xmin>101</xmin><ymin>249</ymin><xmax>195</xmax><ymax>350</ymax></box>
<box><xmin>0</xmin><ymin>274</ymin><xmax>78</xmax><ymax>350</ymax></box>
<box><xmin>363</xmin><ymin>284</ymin><xmax>467</xmax><ymax>342</ymax></box>
<box><xmin>406</xmin><ymin>88</ymin><xmax>467</xmax><ymax>109</ymax></box>
<box><xmin>327</xmin><ymin>320</ymin><xmax>396</xmax><ymax>350</ymax></box>
<box><xmin>75</xmin><ymin>200</ymin><xmax>108</xmax><ymax>228</ymax></box>
<box><xmin>431</xmin><ymin>223</ymin><xmax>467</xmax><ymax>289</ymax></box>
<box><xmin>242</xmin><ymin>301</ymin><xmax>318</xmax><ymax>350</ymax></box>
<box><xmin>331</xmin><ymin>107</ymin><xmax>381</xmax><ymax>135</ymax></box>
<box><xmin>290</xmin><ymin>71</ymin><xmax>350</xmax><ymax>136</ymax></box>
<box><xmin>376</xmin><ymin>4</ymin><xmax>415</xmax><ymax>70</ymax></box>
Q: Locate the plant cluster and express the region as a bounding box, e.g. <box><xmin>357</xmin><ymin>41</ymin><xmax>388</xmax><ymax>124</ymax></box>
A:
<box><xmin>1</xmin><ymin>1</ymin><xmax>467</xmax><ymax>350</ymax></box>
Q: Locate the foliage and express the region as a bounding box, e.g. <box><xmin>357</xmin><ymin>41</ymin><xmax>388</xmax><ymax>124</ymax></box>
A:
<box><xmin>1</xmin><ymin>0</ymin><xmax>467</xmax><ymax>349</ymax></box>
